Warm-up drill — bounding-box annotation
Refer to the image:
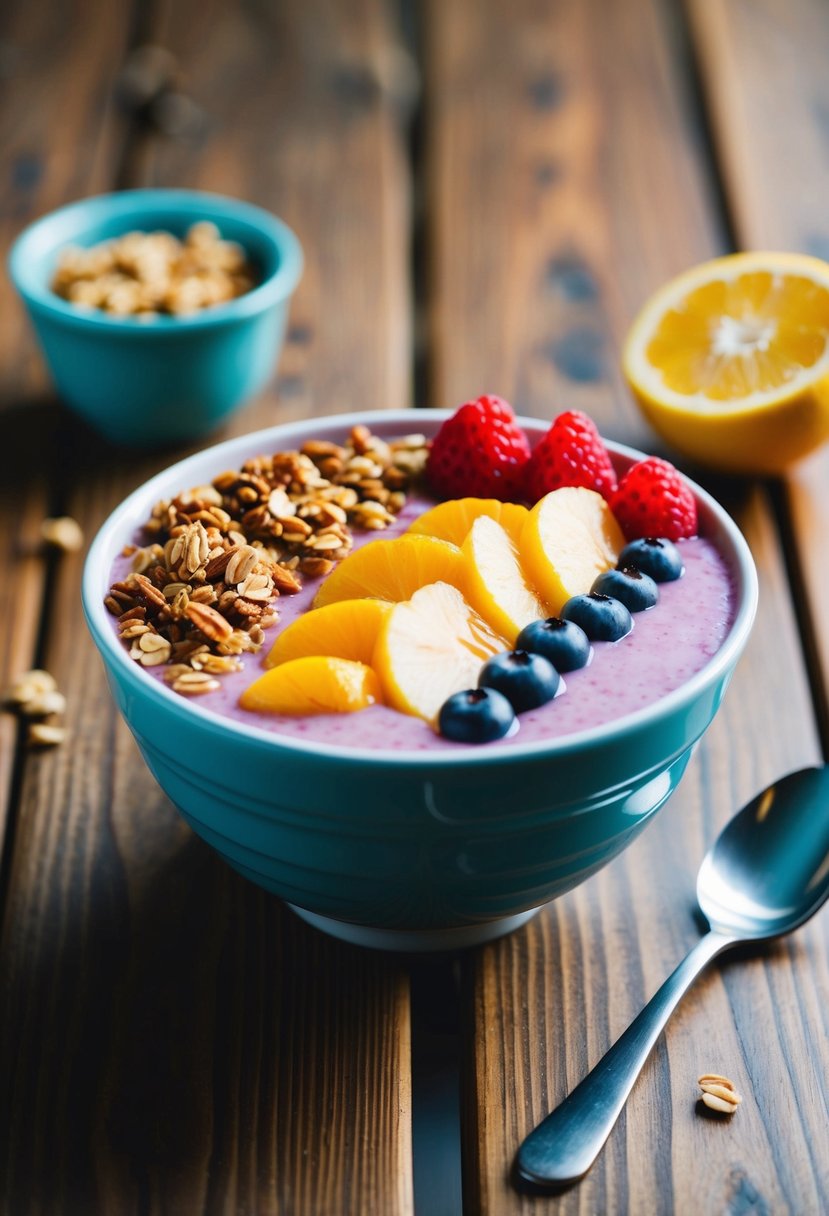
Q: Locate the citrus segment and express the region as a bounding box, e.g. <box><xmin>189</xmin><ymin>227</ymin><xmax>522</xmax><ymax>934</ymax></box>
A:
<box><xmin>373</xmin><ymin>581</ymin><xmax>506</xmax><ymax>723</ymax></box>
<box><xmin>521</xmin><ymin>487</ymin><xmax>625</xmax><ymax>615</ymax></box>
<box><xmin>461</xmin><ymin>516</ymin><xmax>546</xmax><ymax>645</ymax></box>
<box><xmin>312</xmin><ymin>534</ymin><xmax>466</xmax><ymax>608</ymax></box>
<box><xmin>264</xmin><ymin>599</ymin><xmax>393</xmax><ymax>668</ymax></box>
<box><xmin>239</xmin><ymin>657</ymin><xmax>381</xmax><ymax>715</ymax></box>
<box><xmin>407</xmin><ymin>497</ymin><xmax>528</xmax><ymax>546</ymax></box>
<box><xmin>623</xmin><ymin>252</ymin><xmax>829</xmax><ymax>473</ymax></box>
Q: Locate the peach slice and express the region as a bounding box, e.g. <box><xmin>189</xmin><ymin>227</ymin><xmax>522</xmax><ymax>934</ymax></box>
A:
<box><xmin>407</xmin><ymin>497</ymin><xmax>529</xmax><ymax>547</ymax></box>
<box><xmin>264</xmin><ymin>598</ymin><xmax>393</xmax><ymax>668</ymax></box>
<box><xmin>520</xmin><ymin>487</ymin><xmax>626</xmax><ymax>615</ymax></box>
<box><xmin>462</xmin><ymin>516</ymin><xmax>547</xmax><ymax>645</ymax></box>
<box><xmin>373</xmin><ymin>581</ymin><xmax>506</xmax><ymax>723</ymax></box>
<box><xmin>312</xmin><ymin>534</ymin><xmax>467</xmax><ymax>608</ymax></box>
<box><xmin>239</xmin><ymin>656</ymin><xmax>382</xmax><ymax>715</ymax></box>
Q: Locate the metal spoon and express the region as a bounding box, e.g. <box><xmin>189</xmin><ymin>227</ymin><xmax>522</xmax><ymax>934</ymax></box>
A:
<box><xmin>516</xmin><ymin>765</ymin><xmax>829</xmax><ymax>1190</ymax></box>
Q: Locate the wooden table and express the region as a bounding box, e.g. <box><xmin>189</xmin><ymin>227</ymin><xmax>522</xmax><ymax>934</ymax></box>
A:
<box><xmin>2</xmin><ymin>1</ymin><xmax>828</xmax><ymax>1212</ymax></box>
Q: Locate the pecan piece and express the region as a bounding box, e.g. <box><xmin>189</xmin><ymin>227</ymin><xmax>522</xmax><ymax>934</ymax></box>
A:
<box><xmin>185</xmin><ymin>601</ymin><xmax>234</xmax><ymax>642</ymax></box>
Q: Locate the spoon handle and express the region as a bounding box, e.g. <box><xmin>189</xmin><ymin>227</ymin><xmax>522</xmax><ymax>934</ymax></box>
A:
<box><xmin>516</xmin><ymin>929</ymin><xmax>735</xmax><ymax>1188</ymax></box>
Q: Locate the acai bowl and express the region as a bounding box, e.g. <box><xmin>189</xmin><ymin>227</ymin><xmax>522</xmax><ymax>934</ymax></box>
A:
<box><xmin>82</xmin><ymin>409</ymin><xmax>758</xmax><ymax>950</ymax></box>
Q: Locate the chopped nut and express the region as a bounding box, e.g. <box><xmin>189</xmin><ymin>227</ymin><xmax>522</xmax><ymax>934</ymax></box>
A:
<box><xmin>698</xmin><ymin>1073</ymin><xmax>741</xmax><ymax>1115</ymax></box>
<box><xmin>5</xmin><ymin>669</ymin><xmax>58</xmax><ymax>708</ymax></box>
<box><xmin>20</xmin><ymin>689</ymin><xmax>67</xmax><ymax>718</ymax></box>
<box><xmin>170</xmin><ymin>671</ymin><xmax>222</xmax><ymax>696</ymax></box>
<box><xmin>40</xmin><ymin>516</ymin><xmax>84</xmax><ymax>553</ymax></box>
<box><xmin>28</xmin><ymin>722</ymin><xmax>67</xmax><ymax>747</ymax></box>
<box><xmin>185</xmin><ymin>601</ymin><xmax>234</xmax><ymax>642</ymax></box>
<box><xmin>701</xmin><ymin>1093</ymin><xmax>739</xmax><ymax>1115</ymax></box>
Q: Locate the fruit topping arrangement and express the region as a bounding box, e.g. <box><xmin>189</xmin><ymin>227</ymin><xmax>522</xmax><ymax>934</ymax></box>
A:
<box><xmin>237</xmin><ymin>396</ymin><xmax>697</xmax><ymax>744</ymax></box>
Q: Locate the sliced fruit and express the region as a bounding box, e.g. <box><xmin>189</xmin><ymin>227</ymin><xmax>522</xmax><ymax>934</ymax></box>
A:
<box><xmin>264</xmin><ymin>598</ymin><xmax>393</xmax><ymax>668</ymax></box>
<box><xmin>373</xmin><ymin>581</ymin><xmax>506</xmax><ymax>723</ymax></box>
<box><xmin>521</xmin><ymin>487</ymin><xmax>626</xmax><ymax>615</ymax></box>
<box><xmin>461</xmin><ymin>515</ymin><xmax>547</xmax><ymax>645</ymax></box>
<box><xmin>312</xmin><ymin>534</ymin><xmax>466</xmax><ymax>609</ymax></box>
<box><xmin>239</xmin><ymin>656</ymin><xmax>381</xmax><ymax>715</ymax></box>
<box><xmin>407</xmin><ymin>497</ymin><xmax>528</xmax><ymax>546</ymax></box>
<box><xmin>622</xmin><ymin>251</ymin><xmax>829</xmax><ymax>473</ymax></box>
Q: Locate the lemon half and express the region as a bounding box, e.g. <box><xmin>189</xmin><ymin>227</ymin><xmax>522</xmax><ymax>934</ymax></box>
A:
<box><xmin>623</xmin><ymin>252</ymin><xmax>829</xmax><ymax>474</ymax></box>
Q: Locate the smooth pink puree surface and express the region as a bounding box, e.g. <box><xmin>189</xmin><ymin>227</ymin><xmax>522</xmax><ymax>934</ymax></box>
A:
<box><xmin>109</xmin><ymin>488</ymin><xmax>737</xmax><ymax>753</ymax></box>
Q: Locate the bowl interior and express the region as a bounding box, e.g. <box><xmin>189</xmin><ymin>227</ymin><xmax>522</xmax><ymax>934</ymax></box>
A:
<box><xmin>82</xmin><ymin>409</ymin><xmax>759</xmax><ymax>767</ymax></box>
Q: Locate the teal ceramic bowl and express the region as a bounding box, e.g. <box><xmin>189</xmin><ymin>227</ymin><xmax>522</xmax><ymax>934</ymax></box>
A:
<box><xmin>82</xmin><ymin>411</ymin><xmax>758</xmax><ymax>950</ymax></box>
<box><xmin>9</xmin><ymin>189</ymin><xmax>302</xmax><ymax>446</ymax></box>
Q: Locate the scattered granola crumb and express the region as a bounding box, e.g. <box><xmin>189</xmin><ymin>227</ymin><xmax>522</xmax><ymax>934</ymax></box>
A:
<box><xmin>27</xmin><ymin>722</ymin><xmax>67</xmax><ymax>748</ymax></box>
<box><xmin>4</xmin><ymin>669</ymin><xmax>68</xmax><ymax>746</ymax></box>
<box><xmin>19</xmin><ymin>689</ymin><xmax>67</xmax><ymax>718</ymax></box>
<box><xmin>4</xmin><ymin>669</ymin><xmax>58</xmax><ymax>709</ymax></box>
<box><xmin>40</xmin><ymin>516</ymin><xmax>85</xmax><ymax>553</ymax></box>
<box><xmin>698</xmin><ymin>1073</ymin><xmax>741</xmax><ymax>1115</ymax></box>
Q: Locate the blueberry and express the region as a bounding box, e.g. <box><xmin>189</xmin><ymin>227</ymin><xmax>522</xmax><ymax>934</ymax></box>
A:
<box><xmin>478</xmin><ymin>650</ymin><xmax>560</xmax><ymax>713</ymax></box>
<box><xmin>438</xmin><ymin>687</ymin><xmax>516</xmax><ymax>743</ymax></box>
<box><xmin>618</xmin><ymin>537</ymin><xmax>684</xmax><ymax>583</ymax></box>
<box><xmin>516</xmin><ymin>617</ymin><xmax>591</xmax><ymax>672</ymax></box>
<box><xmin>561</xmin><ymin>593</ymin><xmax>632</xmax><ymax>642</ymax></box>
<box><xmin>591</xmin><ymin>566</ymin><xmax>658</xmax><ymax>612</ymax></box>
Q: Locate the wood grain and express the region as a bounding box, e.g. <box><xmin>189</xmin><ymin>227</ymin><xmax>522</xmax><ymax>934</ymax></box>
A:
<box><xmin>422</xmin><ymin>0</ymin><xmax>724</xmax><ymax>439</ymax></box>
<box><xmin>0</xmin><ymin>0</ymin><xmax>130</xmax><ymax>848</ymax></box>
<box><xmin>142</xmin><ymin>0</ymin><xmax>413</xmax><ymax>428</ymax></box>
<box><xmin>422</xmin><ymin>0</ymin><xmax>827</xmax><ymax>1211</ymax></box>
<box><xmin>0</xmin><ymin>1</ymin><xmax>415</xmax><ymax>1213</ymax></box>
<box><xmin>687</xmin><ymin>0</ymin><xmax>829</xmax><ymax>740</ymax></box>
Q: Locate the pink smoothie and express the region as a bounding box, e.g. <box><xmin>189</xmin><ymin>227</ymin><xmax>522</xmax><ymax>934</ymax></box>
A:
<box><xmin>109</xmin><ymin>488</ymin><xmax>737</xmax><ymax>753</ymax></box>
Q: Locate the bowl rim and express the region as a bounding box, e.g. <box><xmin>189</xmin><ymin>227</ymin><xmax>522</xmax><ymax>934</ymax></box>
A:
<box><xmin>82</xmin><ymin>409</ymin><xmax>759</xmax><ymax>767</ymax></box>
<box><xmin>8</xmin><ymin>187</ymin><xmax>303</xmax><ymax>331</ymax></box>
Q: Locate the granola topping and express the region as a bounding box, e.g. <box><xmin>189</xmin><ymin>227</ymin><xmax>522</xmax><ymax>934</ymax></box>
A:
<box><xmin>106</xmin><ymin>425</ymin><xmax>429</xmax><ymax>694</ymax></box>
<box><xmin>51</xmin><ymin>222</ymin><xmax>257</xmax><ymax>317</ymax></box>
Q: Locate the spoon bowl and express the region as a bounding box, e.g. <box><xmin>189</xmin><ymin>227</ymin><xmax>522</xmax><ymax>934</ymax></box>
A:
<box><xmin>516</xmin><ymin>764</ymin><xmax>829</xmax><ymax>1189</ymax></box>
<box><xmin>698</xmin><ymin>766</ymin><xmax>829</xmax><ymax>938</ymax></box>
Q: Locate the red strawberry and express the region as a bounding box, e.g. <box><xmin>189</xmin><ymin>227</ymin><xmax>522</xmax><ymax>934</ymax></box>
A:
<box><xmin>523</xmin><ymin>411</ymin><xmax>618</xmax><ymax>503</ymax></box>
<box><xmin>610</xmin><ymin>457</ymin><xmax>698</xmax><ymax>541</ymax></box>
<box><xmin>427</xmin><ymin>395</ymin><xmax>531</xmax><ymax>500</ymax></box>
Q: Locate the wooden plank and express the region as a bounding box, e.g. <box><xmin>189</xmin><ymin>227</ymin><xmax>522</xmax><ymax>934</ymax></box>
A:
<box><xmin>143</xmin><ymin>0</ymin><xmax>412</xmax><ymax>427</ymax></box>
<box><xmin>422</xmin><ymin>0</ymin><xmax>723</xmax><ymax>435</ymax></box>
<box><xmin>687</xmin><ymin>0</ymin><xmax>829</xmax><ymax>736</ymax></box>
<box><xmin>0</xmin><ymin>2</ymin><xmax>415</xmax><ymax>1213</ymax></box>
<box><xmin>423</xmin><ymin>0</ymin><xmax>827</xmax><ymax>1211</ymax></box>
<box><xmin>0</xmin><ymin>0</ymin><xmax>131</xmax><ymax>847</ymax></box>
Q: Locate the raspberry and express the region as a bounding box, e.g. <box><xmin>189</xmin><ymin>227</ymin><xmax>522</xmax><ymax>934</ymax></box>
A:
<box><xmin>610</xmin><ymin>457</ymin><xmax>698</xmax><ymax>541</ymax></box>
<box><xmin>523</xmin><ymin>411</ymin><xmax>618</xmax><ymax>503</ymax></box>
<box><xmin>427</xmin><ymin>395</ymin><xmax>531</xmax><ymax>501</ymax></box>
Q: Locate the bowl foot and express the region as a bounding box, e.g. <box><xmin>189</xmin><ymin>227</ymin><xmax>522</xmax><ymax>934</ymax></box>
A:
<box><xmin>286</xmin><ymin>903</ymin><xmax>543</xmax><ymax>952</ymax></box>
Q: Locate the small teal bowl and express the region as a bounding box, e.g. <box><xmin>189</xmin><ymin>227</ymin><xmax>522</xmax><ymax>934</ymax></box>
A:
<box><xmin>9</xmin><ymin>189</ymin><xmax>303</xmax><ymax>446</ymax></box>
<box><xmin>82</xmin><ymin>411</ymin><xmax>758</xmax><ymax>950</ymax></box>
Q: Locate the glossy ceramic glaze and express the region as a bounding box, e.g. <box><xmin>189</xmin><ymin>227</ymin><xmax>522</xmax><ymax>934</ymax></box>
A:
<box><xmin>82</xmin><ymin>411</ymin><xmax>758</xmax><ymax>949</ymax></box>
<box><xmin>9</xmin><ymin>189</ymin><xmax>302</xmax><ymax>445</ymax></box>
